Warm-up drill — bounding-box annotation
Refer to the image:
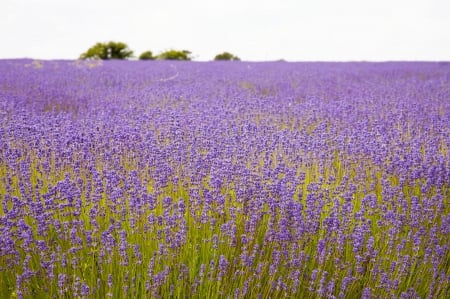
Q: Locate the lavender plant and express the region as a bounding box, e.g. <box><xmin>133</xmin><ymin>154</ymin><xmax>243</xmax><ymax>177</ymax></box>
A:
<box><xmin>0</xmin><ymin>59</ymin><xmax>449</xmax><ymax>298</ymax></box>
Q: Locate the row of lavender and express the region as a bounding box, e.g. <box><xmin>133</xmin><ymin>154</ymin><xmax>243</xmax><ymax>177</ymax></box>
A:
<box><xmin>0</xmin><ymin>60</ymin><xmax>449</xmax><ymax>298</ymax></box>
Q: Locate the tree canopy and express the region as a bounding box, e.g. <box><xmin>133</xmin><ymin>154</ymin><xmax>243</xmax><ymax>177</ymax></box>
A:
<box><xmin>214</xmin><ymin>52</ymin><xmax>240</xmax><ymax>61</ymax></box>
<box><xmin>157</xmin><ymin>50</ymin><xmax>192</xmax><ymax>61</ymax></box>
<box><xmin>80</xmin><ymin>42</ymin><xmax>133</xmax><ymax>60</ymax></box>
<box><xmin>139</xmin><ymin>51</ymin><xmax>155</xmax><ymax>60</ymax></box>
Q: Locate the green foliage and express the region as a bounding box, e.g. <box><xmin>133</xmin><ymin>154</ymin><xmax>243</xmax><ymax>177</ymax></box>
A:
<box><xmin>139</xmin><ymin>51</ymin><xmax>155</xmax><ymax>60</ymax></box>
<box><xmin>157</xmin><ymin>49</ymin><xmax>192</xmax><ymax>61</ymax></box>
<box><xmin>214</xmin><ymin>52</ymin><xmax>240</xmax><ymax>61</ymax></box>
<box><xmin>80</xmin><ymin>41</ymin><xmax>133</xmax><ymax>60</ymax></box>
<box><xmin>79</xmin><ymin>43</ymin><xmax>106</xmax><ymax>60</ymax></box>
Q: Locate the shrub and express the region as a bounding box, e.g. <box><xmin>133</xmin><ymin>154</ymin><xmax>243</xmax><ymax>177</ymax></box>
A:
<box><xmin>214</xmin><ymin>52</ymin><xmax>240</xmax><ymax>61</ymax></box>
<box><xmin>80</xmin><ymin>42</ymin><xmax>133</xmax><ymax>60</ymax></box>
<box><xmin>157</xmin><ymin>50</ymin><xmax>192</xmax><ymax>61</ymax></box>
<box><xmin>139</xmin><ymin>51</ymin><xmax>155</xmax><ymax>60</ymax></box>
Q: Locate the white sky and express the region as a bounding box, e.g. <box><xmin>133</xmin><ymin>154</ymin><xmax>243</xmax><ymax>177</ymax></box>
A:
<box><xmin>1</xmin><ymin>0</ymin><xmax>450</xmax><ymax>61</ymax></box>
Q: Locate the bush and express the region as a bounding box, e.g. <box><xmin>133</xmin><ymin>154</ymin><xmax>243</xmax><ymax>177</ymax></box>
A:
<box><xmin>139</xmin><ymin>51</ymin><xmax>155</xmax><ymax>60</ymax></box>
<box><xmin>80</xmin><ymin>42</ymin><xmax>133</xmax><ymax>60</ymax></box>
<box><xmin>214</xmin><ymin>52</ymin><xmax>240</xmax><ymax>61</ymax></box>
<box><xmin>157</xmin><ymin>50</ymin><xmax>192</xmax><ymax>61</ymax></box>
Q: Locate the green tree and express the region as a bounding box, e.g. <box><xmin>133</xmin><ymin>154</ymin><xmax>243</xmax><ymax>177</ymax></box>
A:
<box><xmin>139</xmin><ymin>51</ymin><xmax>155</xmax><ymax>60</ymax></box>
<box><xmin>214</xmin><ymin>52</ymin><xmax>240</xmax><ymax>61</ymax></box>
<box><xmin>80</xmin><ymin>42</ymin><xmax>133</xmax><ymax>60</ymax></box>
<box><xmin>157</xmin><ymin>49</ymin><xmax>192</xmax><ymax>60</ymax></box>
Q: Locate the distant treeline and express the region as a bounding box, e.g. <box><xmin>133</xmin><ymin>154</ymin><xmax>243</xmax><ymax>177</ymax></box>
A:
<box><xmin>80</xmin><ymin>41</ymin><xmax>240</xmax><ymax>61</ymax></box>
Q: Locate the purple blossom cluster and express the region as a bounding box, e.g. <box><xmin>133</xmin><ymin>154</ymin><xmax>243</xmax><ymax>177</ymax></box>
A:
<box><xmin>0</xmin><ymin>59</ymin><xmax>449</xmax><ymax>298</ymax></box>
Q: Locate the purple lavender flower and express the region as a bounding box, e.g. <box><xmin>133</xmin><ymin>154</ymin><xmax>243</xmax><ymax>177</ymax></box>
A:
<box><xmin>361</xmin><ymin>287</ymin><xmax>371</xmax><ymax>299</ymax></box>
<box><xmin>80</xmin><ymin>282</ymin><xmax>90</xmax><ymax>297</ymax></box>
<box><xmin>58</xmin><ymin>273</ymin><xmax>66</xmax><ymax>295</ymax></box>
<box><xmin>218</xmin><ymin>255</ymin><xmax>229</xmax><ymax>281</ymax></box>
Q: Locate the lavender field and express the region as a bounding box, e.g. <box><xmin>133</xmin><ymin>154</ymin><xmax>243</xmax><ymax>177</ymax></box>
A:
<box><xmin>0</xmin><ymin>59</ymin><xmax>449</xmax><ymax>298</ymax></box>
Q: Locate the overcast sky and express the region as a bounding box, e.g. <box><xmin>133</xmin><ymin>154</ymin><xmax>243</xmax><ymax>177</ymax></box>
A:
<box><xmin>1</xmin><ymin>0</ymin><xmax>450</xmax><ymax>61</ymax></box>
